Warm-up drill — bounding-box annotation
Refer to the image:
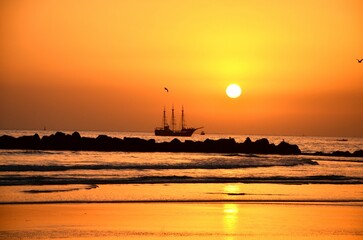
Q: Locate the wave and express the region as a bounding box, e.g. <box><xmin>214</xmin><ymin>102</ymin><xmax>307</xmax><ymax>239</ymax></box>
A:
<box><xmin>22</xmin><ymin>184</ymin><xmax>98</xmax><ymax>194</ymax></box>
<box><xmin>224</xmin><ymin>153</ymin><xmax>266</xmax><ymax>158</ymax></box>
<box><xmin>0</xmin><ymin>158</ymin><xmax>318</xmax><ymax>172</ymax></box>
<box><xmin>310</xmin><ymin>158</ymin><xmax>363</xmax><ymax>163</ymax></box>
<box><xmin>1</xmin><ymin>175</ymin><xmax>361</xmax><ymax>185</ymax></box>
<box><xmin>0</xmin><ymin>150</ymin><xmax>63</xmax><ymax>155</ymax></box>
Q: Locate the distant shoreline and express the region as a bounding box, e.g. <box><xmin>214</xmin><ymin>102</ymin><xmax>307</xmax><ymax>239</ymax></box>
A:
<box><xmin>0</xmin><ymin>131</ymin><xmax>362</xmax><ymax>157</ymax></box>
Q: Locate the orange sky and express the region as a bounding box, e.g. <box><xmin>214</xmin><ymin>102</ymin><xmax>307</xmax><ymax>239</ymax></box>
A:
<box><xmin>0</xmin><ymin>0</ymin><xmax>362</xmax><ymax>137</ymax></box>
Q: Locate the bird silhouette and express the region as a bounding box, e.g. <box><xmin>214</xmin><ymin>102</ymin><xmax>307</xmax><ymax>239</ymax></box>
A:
<box><xmin>357</xmin><ymin>59</ymin><xmax>363</xmax><ymax>63</ymax></box>
<box><xmin>164</xmin><ymin>87</ymin><xmax>169</xmax><ymax>92</ymax></box>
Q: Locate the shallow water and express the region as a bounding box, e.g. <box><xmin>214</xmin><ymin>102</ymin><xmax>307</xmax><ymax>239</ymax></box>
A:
<box><xmin>0</xmin><ymin>131</ymin><xmax>362</xmax><ymax>203</ymax></box>
<box><xmin>0</xmin><ymin>131</ymin><xmax>362</xmax><ymax>239</ymax></box>
<box><xmin>1</xmin><ymin>184</ymin><xmax>362</xmax><ymax>203</ymax></box>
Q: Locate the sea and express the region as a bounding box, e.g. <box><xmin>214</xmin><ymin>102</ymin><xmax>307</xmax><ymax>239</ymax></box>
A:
<box><xmin>0</xmin><ymin>130</ymin><xmax>362</xmax><ymax>204</ymax></box>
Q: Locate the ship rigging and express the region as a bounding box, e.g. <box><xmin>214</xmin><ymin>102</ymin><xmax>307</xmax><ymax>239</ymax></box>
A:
<box><xmin>155</xmin><ymin>106</ymin><xmax>202</xmax><ymax>136</ymax></box>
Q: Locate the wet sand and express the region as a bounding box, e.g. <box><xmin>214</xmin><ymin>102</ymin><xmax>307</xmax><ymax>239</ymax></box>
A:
<box><xmin>0</xmin><ymin>202</ymin><xmax>362</xmax><ymax>240</ymax></box>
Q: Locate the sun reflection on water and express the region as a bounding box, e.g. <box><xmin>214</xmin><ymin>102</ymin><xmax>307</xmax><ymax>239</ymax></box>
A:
<box><xmin>223</xmin><ymin>203</ymin><xmax>239</xmax><ymax>240</ymax></box>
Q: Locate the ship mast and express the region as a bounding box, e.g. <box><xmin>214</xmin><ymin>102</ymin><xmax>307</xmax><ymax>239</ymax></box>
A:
<box><xmin>171</xmin><ymin>105</ymin><xmax>176</xmax><ymax>131</ymax></box>
<box><xmin>162</xmin><ymin>106</ymin><xmax>168</xmax><ymax>128</ymax></box>
<box><xmin>181</xmin><ymin>106</ymin><xmax>185</xmax><ymax>130</ymax></box>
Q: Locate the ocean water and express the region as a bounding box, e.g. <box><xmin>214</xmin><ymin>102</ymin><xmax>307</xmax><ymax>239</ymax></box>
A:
<box><xmin>0</xmin><ymin>130</ymin><xmax>362</xmax><ymax>203</ymax></box>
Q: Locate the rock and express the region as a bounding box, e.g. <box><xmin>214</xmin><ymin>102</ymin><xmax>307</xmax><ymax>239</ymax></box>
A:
<box><xmin>253</xmin><ymin>138</ymin><xmax>271</xmax><ymax>153</ymax></box>
<box><xmin>276</xmin><ymin>141</ymin><xmax>301</xmax><ymax>155</ymax></box>
<box><xmin>72</xmin><ymin>131</ymin><xmax>81</xmax><ymax>140</ymax></box>
<box><xmin>203</xmin><ymin>138</ymin><xmax>237</xmax><ymax>152</ymax></box>
<box><xmin>353</xmin><ymin>150</ymin><xmax>363</xmax><ymax>157</ymax></box>
<box><xmin>70</xmin><ymin>132</ymin><xmax>82</xmax><ymax>150</ymax></box>
<box><xmin>0</xmin><ymin>135</ymin><xmax>16</xmax><ymax>149</ymax></box>
<box><xmin>18</xmin><ymin>134</ymin><xmax>40</xmax><ymax>149</ymax></box>
<box><xmin>332</xmin><ymin>151</ymin><xmax>351</xmax><ymax>157</ymax></box>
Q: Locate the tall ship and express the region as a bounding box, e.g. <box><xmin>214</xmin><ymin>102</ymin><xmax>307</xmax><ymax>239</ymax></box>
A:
<box><xmin>155</xmin><ymin>106</ymin><xmax>202</xmax><ymax>137</ymax></box>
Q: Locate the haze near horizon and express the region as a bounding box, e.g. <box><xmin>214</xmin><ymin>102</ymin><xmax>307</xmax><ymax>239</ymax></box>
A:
<box><xmin>0</xmin><ymin>0</ymin><xmax>362</xmax><ymax>137</ymax></box>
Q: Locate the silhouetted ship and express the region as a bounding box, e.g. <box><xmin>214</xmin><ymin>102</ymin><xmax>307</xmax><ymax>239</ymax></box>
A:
<box><xmin>155</xmin><ymin>106</ymin><xmax>202</xmax><ymax>137</ymax></box>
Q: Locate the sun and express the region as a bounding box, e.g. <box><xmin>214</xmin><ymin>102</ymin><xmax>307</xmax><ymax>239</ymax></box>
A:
<box><xmin>226</xmin><ymin>84</ymin><xmax>242</xmax><ymax>98</ymax></box>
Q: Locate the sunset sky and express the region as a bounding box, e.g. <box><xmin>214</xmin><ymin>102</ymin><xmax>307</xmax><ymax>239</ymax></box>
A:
<box><xmin>1</xmin><ymin>0</ymin><xmax>362</xmax><ymax>137</ymax></box>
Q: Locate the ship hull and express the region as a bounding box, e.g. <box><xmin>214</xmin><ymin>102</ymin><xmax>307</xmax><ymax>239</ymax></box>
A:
<box><xmin>155</xmin><ymin>128</ymin><xmax>197</xmax><ymax>137</ymax></box>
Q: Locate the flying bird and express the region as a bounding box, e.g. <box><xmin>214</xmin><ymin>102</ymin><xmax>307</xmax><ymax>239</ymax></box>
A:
<box><xmin>357</xmin><ymin>59</ymin><xmax>363</xmax><ymax>63</ymax></box>
<box><xmin>164</xmin><ymin>87</ymin><xmax>169</xmax><ymax>92</ymax></box>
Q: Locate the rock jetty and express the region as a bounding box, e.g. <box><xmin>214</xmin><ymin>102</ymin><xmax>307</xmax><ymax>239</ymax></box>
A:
<box><xmin>1</xmin><ymin>132</ymin><xmax>362</xmax><ymax>156</ymax></box>
<box><xmin>0</xmin><ymin>132</ymin><xmax>306</xmax><ymax>155</ymax></box>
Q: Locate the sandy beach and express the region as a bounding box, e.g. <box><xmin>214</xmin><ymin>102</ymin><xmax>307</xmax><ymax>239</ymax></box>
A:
<box><xmin>0</xmin><ymin>202</ymin><xmax>362</xmax><ymax>240</ymax></box>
